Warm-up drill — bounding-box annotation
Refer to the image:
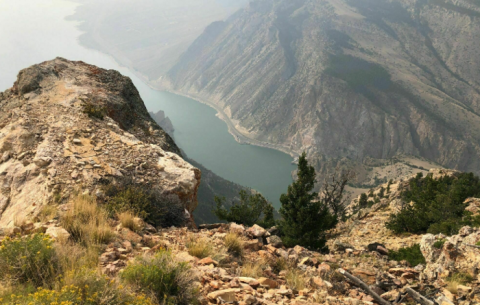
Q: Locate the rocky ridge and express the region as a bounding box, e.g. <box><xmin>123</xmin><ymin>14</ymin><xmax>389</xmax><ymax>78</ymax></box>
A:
<box><xmin>0</xmin><ymin>58</ymin><xmax>201</xmax><ymax>228</ymax></box>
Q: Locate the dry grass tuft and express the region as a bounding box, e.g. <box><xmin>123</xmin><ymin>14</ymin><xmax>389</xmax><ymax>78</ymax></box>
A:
<box><xmin>446</xmin><ymin>280</ymin><xmax>460</xmax><ymax>295</ymax></box>
<box><xmin>55</xmin><ymin>239</ymin><xmax>100</xmax><ymax>275</ymax></box>
<box><xmin>240</xmin><ymin>260</ymin><xmax>265</xmax><ymax>278</ymax></box>
<box><xmin>118</xmin><ymin>211</ymin><xmax>142</xmax><ymax>232</ymax></box>
<box><xmin>286</xmin><ymin>268</ymin><xmax>307</xmax><ymax>291</ymax></box>
<box><xmin>185</xmin><ymin>237</ymin><xmax>214</xmax><ymax>259</ymax></box>
<box><xmin>13</xmin><ymin>215</ymin><xmax>27</xmax><ymax>228</ymax></box>
<box><xmin>224</xmin><ymin>233</ymin><xmax>244</xmax><ymax>257</ymax></box>
<box><xmin>185</xmin><ymin>236</ymin><xmax>227</xmax><ymax>262</ymax></box>
<box><xmin>38</xmin><ymin>204</ymin><xmax>58</xmax><ymax>222</ymax></box>
<box><xmin>61</xmin><ymin>194</ymin><xmax>115</xmax><ymax>246</ymax></box>
<box><xmin>446</xmin><ymin>272</ymin><xmax>475</xmax><ymax>294</ymax></box>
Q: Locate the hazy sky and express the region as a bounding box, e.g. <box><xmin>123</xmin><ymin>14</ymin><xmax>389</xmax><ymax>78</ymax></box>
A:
<box><xmin>0</xmin><ymin>0</ymin><xmax>122</xmax><ymax>90</ymax></box>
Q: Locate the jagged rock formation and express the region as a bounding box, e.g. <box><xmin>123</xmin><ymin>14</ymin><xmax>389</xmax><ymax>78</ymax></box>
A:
<box><xmin>0</xmin><ymin>58</ymin><xmax>201</xmax><ymax>228</ymax></box>
<box><xmin>149</xmin><ymin>110</ymin><xmax>174</xmax><ymax>137</ymax></box>
<box><xmin>161</xmin><ymin>0</ymin><xmax>480</xmax><ymax>180</ymax></box>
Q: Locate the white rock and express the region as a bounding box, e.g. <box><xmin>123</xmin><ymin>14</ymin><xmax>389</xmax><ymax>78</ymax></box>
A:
<box><xmin>247</xmin><ymin>224</ymin><xmax>266</xmax><ymax>237</ymax></box>
<box><xmin>46</xmin><ymin>227</ymin><xmax>71</xmax><ymax>240</ymax></box>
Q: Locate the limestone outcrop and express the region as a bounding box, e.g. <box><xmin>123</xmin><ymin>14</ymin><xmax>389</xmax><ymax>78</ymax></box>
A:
<box><xmin>0</xmin><ymin>58</ymin><xmax>201</xmax><ymax>228</ymax></box>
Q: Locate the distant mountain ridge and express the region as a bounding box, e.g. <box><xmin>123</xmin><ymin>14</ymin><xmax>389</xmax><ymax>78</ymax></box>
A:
<box><xmin>160</xmin><ymin>0</ymin><xmax>480</xmax><ymax>179</ymax></box>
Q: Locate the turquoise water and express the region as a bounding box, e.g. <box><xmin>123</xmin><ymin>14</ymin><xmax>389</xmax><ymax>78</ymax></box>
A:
<box><xmin>0</xmin><ymin>0</ymin><xmax>295</xmax><ymax>207</ymax></box>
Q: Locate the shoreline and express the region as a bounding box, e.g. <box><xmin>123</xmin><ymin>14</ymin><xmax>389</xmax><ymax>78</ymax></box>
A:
<box><xmin>149</xmin><ymin>83</ymin><xmax>299</xmax><ymax>159</ymax></box>
<box><xmin>132</xmin><ymin>70</ymin><xmax>299</xmax><ymax>160</ymax></box>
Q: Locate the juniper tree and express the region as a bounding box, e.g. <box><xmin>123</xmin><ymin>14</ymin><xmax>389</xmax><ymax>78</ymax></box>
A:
<box><xmin>359</xmin><ymin>193</ymin><xmax>368</xmax><ymax>208</ymax></box>
<box><xmin>213</xmin><ymin>190</ymin><xmax>275</xmax><ymax>228</ymax></box>
<box><xmin>279</xmin><ymin>152</ymin><xmax>337</xmax><ymax>251</ymax></box>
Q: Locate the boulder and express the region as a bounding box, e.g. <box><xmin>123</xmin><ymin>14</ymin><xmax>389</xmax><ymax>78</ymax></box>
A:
<box><xmin>230</xmin><ymin>223</ymin><xmax>245</xmax><ymax>234</ymax></box>
<box><xmin>33</xmin><ymin>157</ymin><xmax>52</xmax><ymax>168</ymax></box>
<box><xmin>334</xmin><ymin>240</ymin><xmax>353</xmax><ymax>252</ymax></box>
<box><xmin>258</xmin><ymin>277</ymin><xmax>278</xmax><ymax>289</ymax></box>
<box><xmin>198</xmin><ymin>257</ymin><xmax>219</xmax><ymax>266</ymax></box>
<box><xmin>465</xmin><ymin>198</ymin><xmax>480</xmax><ymax>215</ymax></box>
<box><xmin>246</xmin><ymin>224</ymin><xmax>266</xmax><ymax>237</ymax></box>
<box><xmin>266</xmin><ymin>235</ymin><xmax>283</xmax><ymax>247</ymax></box>
<box><xmin>207</xmin><ymin>289</ymin><xmax>240</xmax><ymax>302</ymax></box>
<box><xmin>45</xmin><ymin>227</ymin><xmax>70</xmax><ymax>240</ymax></box>
<box><xmin>367</xmin><ymin>242</ymin><xmax>386</xmax><ymax>253</ymax></box>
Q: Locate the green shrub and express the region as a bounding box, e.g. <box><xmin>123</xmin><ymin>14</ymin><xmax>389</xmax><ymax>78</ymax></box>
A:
<box><xmin>121</xmin><ymin>251</ymin><xmax>198</xmax><ymax>305</ymax></box>
<box><xmin>0</xmin><ymin>234</ymin><xmax>59</xmax><ymax>287</ymax></box>
<box><xmin>433</xmin><ymin>239</ymin><xmax>446</xmax><ymax>249</ymax></box>
<box><xmin>213</xmin><ymin>190</ymin><xmax>275</xmax><ymax>228</ymax></box>
<box><xmin>388</xmin><ymin>244</ymin><xmax>426</xmax><ymax>267</ymax></box>
<box><xmin>268</xmin><ymin>256</ymin><xmax>289</xmax><ymax>274</ymax></box>
<box><xmin>445</xmin><ymin>272</ymin><xmax>475</xmax><ymax>294</ymax></box>
<box><xmin>386</xmin><ymin>172</ymin><xmax>480</xmax><ymax>235</ymax></box>
<box><xmin>105</xmin><ymin>185</ymin><xmax>152</xmax><ymax>220</ymax></box>
<box><xmin>353</xmin><ymin>193</ymin><xmax>374</xmax><ymax>214</ymax></box>
<box><xmin>0</xmin><ymin>280</ymin><xmax>153</xmax><ymax>305</ymax></box>
<box><xmin>82</xmin><ymin>101</ymin><xmax>106</xmax><ymax>120</ymax></box>
<box><xmin>104</xmin><ymin>184</ymin><xmax>186</xmax><ymax>228</ymax></box>
<box><xmin>387</xmin><ymin>179</ymin><xmax>393</xmax><ymax>194</ymax></box>
<box><xmin>185</xmin><ymin>236</ymin><xmax>226</xmax><ymax>262</ymax></box>
<box><xmin>446</xmin><ymin>272</ymin><xmax>475</xmax><ymax>285</ymax></box>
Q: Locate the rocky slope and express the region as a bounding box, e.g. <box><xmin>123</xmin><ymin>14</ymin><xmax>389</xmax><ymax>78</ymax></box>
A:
<box><xmin>161</xmin><ymin>0</ymin><xmax>480</xmax><ymax>182</ymax></box>
<box><xmin>54</xmin><ymin>168</ymin><xmax>480</xmax><ymax>305</ymax></box>
<box><xmin>0</xmin><ymin>58</ymin><xmax>201</xmax><ymax>228</ymax></box>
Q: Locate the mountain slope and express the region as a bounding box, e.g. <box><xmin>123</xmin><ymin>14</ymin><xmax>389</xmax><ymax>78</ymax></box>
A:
<box><xmin>161</xmin><ymin>0</ymin><xmax>480</xmax><ymax>178</ymax></box>
<box><xmin>69</xmin><ymin>0</ymin><xmax>249</xmax><ymax>79</ymax></box>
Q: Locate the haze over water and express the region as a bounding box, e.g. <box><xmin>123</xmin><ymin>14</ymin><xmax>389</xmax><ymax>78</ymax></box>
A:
<box><xmin>0</xmin><ymin>0</ymin><xmax>295</xmax><ymax>207</ymax></box>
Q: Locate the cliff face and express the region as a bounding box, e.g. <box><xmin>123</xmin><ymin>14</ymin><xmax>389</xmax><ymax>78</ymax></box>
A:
<box><xmin>163</xmin><ymin>0</ymin><xmax>480</xmax><ymax>177</ymax></box>
<box><xmin>0</xmin><ymin>58</ymin><xmax>201</xmax><ymax>228</ymax></box>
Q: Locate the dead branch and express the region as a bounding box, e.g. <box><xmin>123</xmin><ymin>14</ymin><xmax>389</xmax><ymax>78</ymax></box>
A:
<box><xmin>337</xmin><ymin>268</ymin><xmax>391</xmax><ymax>305</ymax></box>
<box><xmin>322</xmin><ymin>168</ymin><xmax>356</xmax><ymax>218</ymax></box>
<box><xmin>465</xmin><ymin>243</ymin><xmax>480</xmax><ymax>249</ymax></box>
<box><xmin>405</xmin><ymin>287</ymin><xmax>435</xmax><ymax>305</ymax></box>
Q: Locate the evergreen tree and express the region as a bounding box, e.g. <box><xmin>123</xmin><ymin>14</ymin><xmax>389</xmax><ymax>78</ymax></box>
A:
<box><xmin>378</xmin><ymin>187</ymin><xmax>385</xmax><ymax>198</ymax></box>
<box><xmin>213</xmin><ymin>190</ymin><xmax>275</xmax><ymax>227</ymax></box>
<box><xmin>279</xmin><ymin>152</ymin><xmax>337</xmax><ymax>251</ymax></box>
<box><xmin>387</xmin><ymin>179</ymin><xmax>393</xmax><ymax>194</ymax></box>
<box><xmin>386</xmin><ymin>172</ymin><xmax>480</xmax><ymax>235</ymax></box>
<box><xmin>358</xmin><ymin>193</ymin><xmax>368</xmax><ymax>208</ymax></box>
